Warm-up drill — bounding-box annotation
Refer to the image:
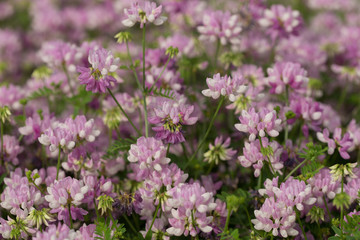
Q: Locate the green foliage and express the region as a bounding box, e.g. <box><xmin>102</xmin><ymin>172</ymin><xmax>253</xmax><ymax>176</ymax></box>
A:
<box><xmin>300</xmin><ymin>161</ymin><xmax>324</xmax><ymax>180</ymax></box>
<box><xmin>285</xmin><ymin>110</ymin><xmax>296</xmax><ymax>120</ymax></box>
<box><xmin>217</xmin><ymin>189</ymin><xmax>250</xmax><ymax>212</ymax></box>
<box><xmin>26</xmin><ymin>86</ymin><xmax>54</xmax><ymax>101</ymax></box>
<box><xmin>298</xmin><ymin>142</ymin><xmax>328</xmax><ymax>161</ymax></box>
<box><xmin>220</xmin><ymin>52</ymin><xmax>243</xmax><ymax>69</ymax></box>
<box><xmin>218</xmin><ymin>229</ymin><xmax>242</xmax><ymax>240</ymax></box>
<box><xmin>165</xmin><ymin>46</ymin><xmax>179</xmax><ymax>59</ymax></box>
<box><xmin>151</xmin><ymin>87</ymin><xmax>175</xmax><ymax>100</ymax></box>
<box><xmin>95</xmin><ymin>217</ymin><xmax>126</xmax><ymax>240</ymax></box>
<box><xmin>333</xmin><ymin>192</ymin><xmax>351</xmax><ymax>210</ymax></box>
<box><xmin>114</xmin><ymin>32</ymin><xmax>132</xmax><ymax>43</ymax></box>
<box><xmin>103</xmin><ymin>138</ymin><xmax>136</xmax><ymax>159</ymax></box>
<box><xmin>329</xmin><ymin>214</ymin><xmax>360</xmax><ymax>240</ymax></box>
<box><xmin>69</xmin><ymin>87</ymin><xmax>93</xmax><ymax>117</ymax></box>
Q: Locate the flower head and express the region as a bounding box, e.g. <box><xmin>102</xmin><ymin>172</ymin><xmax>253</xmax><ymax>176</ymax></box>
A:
<box><xmin>202</xmin><ymin>73</ymin><xmax>247</xmax><ymax>100</ymax></box>
<box><xmin>122</xmin><ymin>1</ymin><xmax>167</xmax><ymax>28</ymax></box>
<box><xmin>197</xmin><ymin>11</ymin><xmax>242</xmax><ymax>45</ymax></box>
<box><xmin>317</xmin><ymin>128</ymin><xmax>353</xmax><ymax>159</ymax></box>
<box><xmin>148</xmin><ymin>99</ymin><xmax>198</xmax><ymax>144</ymax></box>
<box><xmin>77</xmin><ymin>47</ymin><xmax>119</xmax><ymax>93</ymax></box>
<box><xmin>204</xmin><ymin>136</ymin><xmax>236</xmax><ymax>164</ymax></box>
<box><xmin>259</xmin><ymin>5</ymin><xmax>302</xmax><ymax>40</ymax></box>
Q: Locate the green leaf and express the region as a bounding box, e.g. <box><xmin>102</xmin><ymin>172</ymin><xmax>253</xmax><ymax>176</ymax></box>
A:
<box><xmin>27</xmin><ymin>86</ymin><xmax>54</xmax><ymax>101</ymax></box>
<box><xmin>152</xmin><ymin>87</ymin><xmax>176</xmax><ymax>100</ymax></box>
<box><xmin>103</xmin><ymin>138</ymin><xmax>136</xmax><ymax>159</ymax></box>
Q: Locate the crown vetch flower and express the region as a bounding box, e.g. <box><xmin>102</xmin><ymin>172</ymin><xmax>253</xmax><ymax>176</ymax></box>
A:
<box><xmin>259</xmin><ymin>5</ymin><xmax>302</xmax><ymax>40</ymax></box>
<box><xmin>44</xmin><ymin>177</ymin><xmax>89</xmax><ymax>225</ymax></box>
<box><xmin>317</xmin><ymin>128</ymin><xmax>353</xmax><ymax>159</ymax></box>
<box><xmin>77</xmin><ymin>47</ymin><xmax>119</xmax><ymax>93</ymax></box>
<box><xmin>197</xmin><ymin>11</ymin><xmax>242</xmax><ymax>45</ymax></box>
<box><xmin>0</xmin><ymin>135</ymin><xmax>23</xmax><ymax>165</ymax></box>
<box><xmin>0</xmin><ymin>170</ymin><xmax>42</xmax><ymax>219</ymax></box>
<box><xmin>204</xmin><ymin>136</ymin><xmax>236</xmax><ymax>165</ymax></box>
<box><xmin>166</xmin><ymin>183</ymin><xmax>216</xmax><ymax>236</ymax></box>
<box><xmin>266</xmin><ymin>62</ymin><xmax>308</xmax><ymax>95</ymax></box>
<box><xmin>235</xmin><ymin>107</ymin><xmax>282</xmax><ymax>141</ymax></box>
<box><xmin>122</xmin><ymin>1</ymin><xmax>167</xmax><ymax>28</ymax></box>
<box><xmin>148</xmin><ymin>100</ymin><xmax>198</xmax><ymax>144</ymax></box>
<box><xmin>38</xmin><ymin>115</ymin><xmax>100</xmax><ymax>153</ymax></box>
<box><xmin>308</xmin><ymin>168</ymin><xmax>341</xmax><ymax>202</ymax></box>
<box><xmin>202</xmin><ymin>73</ymin><xmax>247</xmax><ymax>100</ymax></box>
<box><xmin>239</xmin><ymin>138</ymin><xmax>283</xmax><ymax>177</ymax></box>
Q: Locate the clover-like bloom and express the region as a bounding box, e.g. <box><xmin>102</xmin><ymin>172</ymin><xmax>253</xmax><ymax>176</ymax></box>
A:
<box><xmin>235</xmin><ymin>107</ymin><xmax>281</xmax><ymax>141</ymax></box>
<box><xmin>253</xmin><ymin>177</ymin><xmax>316</xmax><ymax>238</ymax></box>
<box><xmin>266</xmin><ymin>62</ymin><xmax>308</xmax><ymax>94</ymax></box>
<box><xmin>44</xmin><ymin>177</ymin><xmax>89</xmax><ymax>225</ymax></box>
<box><xmin>128</xmin><ymin>137</ymin><xmax>170</xmax><ymax>179</ymax></box>
<box><xmin>32</xmin><ymin>223</ymin><xmax>75</xmax><ymax>240</ymax></box>
<box><xmin>166</xmin><ymin>183</ymin><xmax>216</xmax><ymax>236</ymax></box>
<box><xmin>38</xmin><ymin>115</ymin><xmax>100</xmax><ymax>153</ymax></box>
<box><xmin>197</xmin><ymin>11</ymin><xmax>242</xmax><ymax>45</ymax></box>
<box><xmin>259</xmin><ymin>5</ymin><xmax>302</xmax><ymax>40</ymax></box>
<box><xmin>308</xmin><ymin>168</ymin><xmax>341</xmax><ymax>202</ymax></box>
<box><xmin>202</xmin><ymin>73</ymin><xmax>247</xmax><ymax>100</ymax></box>
<box><xmin>0</xmin><ymin>135</ymin><xmax>23</xmax><ymax>165</ymax></box>
<box><xmin>122</xmin><ymin>1</ymin><xmax>167</xmax><ymax>28</ymax></box>
<box><xmin>148</xmin><ymin>100</ymin><xmax>198</xmax><ymax>144</ymax></box>
<box><xmin>18</xmin><ymin>111</ymin><xmax>53</xmax><ymax>143</ymax></box>
<box><xmin>238</xmin><ymin>138</ymin><xmax>283</xmax><ymax>177</ymax></box>
<box><xmin>204</xmin><ymin>136</ymin><xmax>236</xmax><ymax>165</ymax></box>
<box><xmin>317</xmin><ymin>128</ymin><xmax>353</xmax><ymax>159</ymax></box>
<box><xmin>0</xmin><ymin>170</ymin><xmax>42</xmax><ymax>219</ymax></box>
<box><xmin>77</xmin><ymin>47</ymin><xmax>119</xmax><ymax>93</ymax></box>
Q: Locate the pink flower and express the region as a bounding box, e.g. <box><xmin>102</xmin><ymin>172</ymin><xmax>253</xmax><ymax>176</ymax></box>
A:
<box><xmin>0</xmin><ymin>135</ymin><xmax>23</xmax><ymax>165</ymax></box>
<box><xmin>167</xmin><ymin>183</ymin><xmax>216</xmax><ymax>236</ymax></box>
<box><xmin>122</xmin><ymin>1</ymin><xmax>167</xmax><ymax>28</ymax></box>
<box><xmin>204</xmin><ymin>136</ymin><xmax>236</xmax><ymax>164</ymax></box>
<box><xmin>266</xmin><ymin>62</ymin><xmax>308</xmax><ymax>95</ymax></box>
<box><xmin>197</xmin><ymin>11</ymin><xmax>242</xmax><ymax>45</ymax></box>
<box><xmin>235</xmin><ymin>107</ymin><xmax>282</xmax><ymax>141</ymax></box>
<box><xmin>77</xmin><ymin>47</ymin><xmax>119</xmax><ymax>93</ymax></box>
<box><xmin>317</xmin><ymin>128</ymin><xmax>353</xmax><ymax>159</ymax></box>
<box><xmin>239</xmin><ymin>138</ymin><xmax>283</xmax><ymax>177</ymax></box>
<box><xmin>44</xmin><ymin>177</ymin><xmax>89</xmax><ymax>225</ymax></box>
<box><xmin>148</xmin><ymin>99</ymin><xmax>198</xmax><ymax>144</ymax></box>
<box><xmin>202</xmin><ymin>73</ymin><xmax>247</xmax><ymax>100</ymax></box>
<box><xmin>259</xmin><ymin>5</ymin><xmax>302</xmax><ymax>40</ymax></box>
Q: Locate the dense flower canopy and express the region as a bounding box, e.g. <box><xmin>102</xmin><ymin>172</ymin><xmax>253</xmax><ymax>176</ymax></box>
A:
<box><xmin>1</xmin><ymin>0</ymin><xmax>360</xmax><ymax>239</ymax></box>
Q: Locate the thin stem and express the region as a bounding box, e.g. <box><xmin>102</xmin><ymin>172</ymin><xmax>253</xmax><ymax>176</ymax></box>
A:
<box><xmin>167</xmin><ymin>143</ymin><xmax>170</xmax><ymax>155</ymax></box>
<box><xmin>93</xmin><ymin>198</ymin><xmax>100</xmax><ymax>221</ymax></box>
<box><xmin>187</xmin><ymin>96</ymin><xmax>224</xmax><ymax>167</ymax></box>
<box><xmin>222</xmin><ymin>208</ymin><xmax>231</xmax><ymax>237</ymax></box>
<box><xmin>123</xmin><ymin>215</ymin><xmax>138</xmax><ymax>234</ymax></box>
<box><xmin>145</xmin><ymin>202</ymin><xmax>161</xmax><ymax>239</ymax></box>
<box><xmin>126</xmin><ymin>41</ymin><xmax>143</xmax><ymax>91</ymax></box>
<box><xmin>142</xmin><ymin>26</ymin><xmax>149</xmax><ymax>137</ymax></box>
<box><xmin>340</xmin><ymin>175</ymin><xmax>344</xmax><ymax>239</ymax></box>
<box><xmin>284</xmin><ymin>85</ymin><xmax>289</xmax><ymax>143</ymax></box>
<box><xmin>206</xmin><ymin>161</ymin><xmax>215</xmax><ymax>175</ymax></box>
<box><xmin>296</xmin><ymin>209</ymin><xmax>307</xmax><ymax>240</ymax></box>
<box><xmin>68</xmin><ymin>204</ymin><xmax>73</xmax><ymax>228</ymax></box>
<box><xmin>323</xmin><ymin>196</ymin><xmax>332</xmax><ymax>219</ymax></box>
<box><xmin>56</xmin><ymin>147</ymin><xmax>61</xmax><ymax>180</ymax></box>
<box><xmin>149</xmin><ymin>57</ymin><xmax>171</xmax><ymax>92</ymax></box>
<box><xmin>284</xmin><ymin>159</ymin><xmax>307</xmax><ymax>181</ymax></box>
<box><xmin>259</xmin><ymin>137</ymin><xmax>276</xmax><ymax>175</ymax></box>
<box><xmin>257</xmin><ymin>170</ymin><xmax>262</xmax><ymax>189</ymax></box>
<box><xmin>244</xmin><ymin>207</ymin><xmax>255</xmax><ymax>231</ymax></box>
<box><xmin>0</xmin><ymin>120</ymin><xmax>3</xmax><ymax>166</ymax></box>
<box><xmin>181</xmin><ymin>142</ymin><xmax>188</xmax><ymax>160</ymax></box>
<box><xmin>107</xmin><ymin>88</ymin><xmax>141</xmax><ymax>136</ymax></box>
<box><xmin>214</xmin><ymin>39</ymin><xmax>221</xmax><ymax>70</ymax></box>
<box><xmin>62</xmin><ymin>63</ymin><xmax>75</xmax><ymax>96</ymax></box>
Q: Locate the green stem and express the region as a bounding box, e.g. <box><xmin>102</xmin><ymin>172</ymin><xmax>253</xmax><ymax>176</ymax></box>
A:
<box><xmin>93</xmin><ymin>198</ymin><xmax>100</xmax><ymax>221</ymax></box>
<box><xmin>181</xmin><ymin>142</ymin><xmax>188</xmax><ymax>160</ymax></box>
<box><xmin>62</xmin><ymin>63</ymin><xmax>75</xmax><ymax>96</ymax></box>
<box><xmin>167</xmin><ymin>143</ymin><xmax>170</xmax><ymax>155</ymax></box>
<box><xmin>244</xmin><ymin>207</ymin><xmax>255</xmax><ymax>231</ymax></box>
<box><xmin>206</xmin><ymin>161</ymin><xmax>215</xmax><ymax>175</ymax></box>
<box><xmin>145</xmin><ymin>202</ymin><xmax>161</xmax><ymax>239</ymax></box>
<box><xmin>284</xmin><ymin>85</ymin><xmax>289</xmax><ymax>143</ymax></box>
<box><xmin>222</xmin><ymin>209</ymin><xmax>231</xmax><ymax>237</ymax></box>
<box><xmin>149</xmin><ymin>57</ymin><xmax>171</xmax><ymax>92</ymax></box>
<box><xmin>0</xmin><ymin>120</ymin><xmax>3</xmax><ymax>166</ymax></box>
<box><xmin>284</xmin><ymin>159</ymin><xmax>308</xmax><ymax>181</ymax></box>
<box><xmin>126</xmin><ymin>41</ymin><xmax>143</xmax><ymax>91</ymax></box>
<box><xmin>107</xmin><ymin>88</ymin><xmax>141</xmax><ymax>136</ymax></box>
<box><xmin>142</xmin><ymin>26</ymin><xmax>149</xmax><ymax>137</ymax></box>
<box><xmin>340</xmin><ymin>175</ymin><xmax>344</xmax><ymax>239</ymax></box>
<box><xmin>259</xmin><ymin>137</ymin><xmax>276</xmax><ymax>175</ymax></box>
<box><xmin>323</xmin><ymin>196</ymin><xmax>332</xmax><ymax>220</ymax></box>
<box><xmin>214</xmin><ymin>39</ymin><xmax>221</xmax><ymax>70</ymax></box>
<box><xmin>187</xmin><ymin>96</ymin><xmax>224</xmax><ymax>168</ymax></box>
<box><xmin>68</xmin><ymin>204</ymin><xmax>73</xmax><ymax>228</ymax></box>
<box><xmin>257</xmin><ymin>170</ymin><xmax>262</xmax><ymax>189</ymax></box>
<box><xmin>56</xmin><ymin>147</ymin><xmax>61</xmax><ymax>180</ymax></box>
<box><xmin>296</xmin><ymin>209</ymin><xmax>307</xmax><ymax>240</ymax></box>
<box><xmin>123</xmin><ymin>215</ymin><xmax>138</xmax><ymax>234</ymax></box>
